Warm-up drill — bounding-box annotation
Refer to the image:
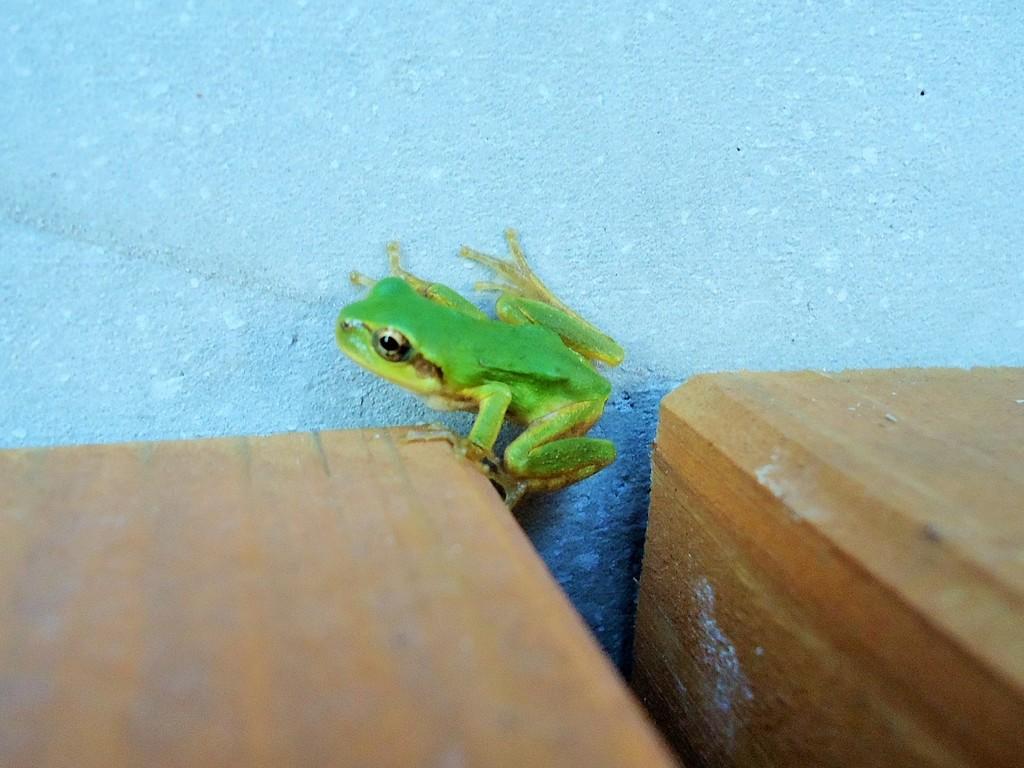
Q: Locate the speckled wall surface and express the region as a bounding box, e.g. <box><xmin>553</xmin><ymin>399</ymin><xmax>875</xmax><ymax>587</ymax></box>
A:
<box><xmin>2</xmin><ymin>2</ymin><xmax>1022</xmax><ymax>670</ymax></box>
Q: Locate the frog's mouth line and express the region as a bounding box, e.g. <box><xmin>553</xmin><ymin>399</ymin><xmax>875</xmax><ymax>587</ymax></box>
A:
<box><xmin>412</xmin><ymin>355</ymin><xmax>443</xmax><ymax>382</ymax></box>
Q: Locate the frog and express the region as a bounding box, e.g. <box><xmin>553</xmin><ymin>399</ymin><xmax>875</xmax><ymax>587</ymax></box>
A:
<box><xmin>335</xmin><ymin>229</ymin><xmax>624</xmax><ymax>508</ymax></box>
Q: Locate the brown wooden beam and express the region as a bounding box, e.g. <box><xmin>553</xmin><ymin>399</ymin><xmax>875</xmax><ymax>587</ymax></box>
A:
<box><xmin>633</xmin><ymin>367</ymin><xmax>1024</xmax><ymax>767</ymax></box>
<box><xmin>0</xmin><ymin>429</ymin><xmax>677</xmax><ymax>768</ymax></box>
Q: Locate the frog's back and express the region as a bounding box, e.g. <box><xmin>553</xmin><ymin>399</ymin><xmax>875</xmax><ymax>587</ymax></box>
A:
<box><xmin>456</xmin><ymin>318</ymin><xmax>610</xmax><ymax>412</ymax></box>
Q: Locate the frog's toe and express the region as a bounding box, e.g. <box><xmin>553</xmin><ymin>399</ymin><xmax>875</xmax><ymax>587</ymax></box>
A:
<box><xmin>459</xmin><ymin>245</ymin><xmax>510</xmax><ymax>274</ymax></box>
<box><xmin>458</xmin><ymin>441</ymin><xmax>503</xmax><ymax>473</ymax></box>
<box><xmin>503</xmin><ymin>228</ymin><xmax>531</xmax><ymax>269</ymax></box>
<box><xmin>498</xmin><ymin>479</ymin><xmax>528</xmax><ymax>509</ymax></box>
<box><xmin>401</xmin><ymin>423</ymin><xmax>460</xmax><ymax>445</ymax></box>
<box><xmin>349</xmin><ymin>270</ymin><xmax>376</xmax><ymax>288</ymax></box>
<box><xmin>482</xmin><ymin>472</ymin><xmax>528</xmax><ymax>509</ymax></box>
<box><xmin>472</xmin><ymin>280</ymin><xmax>510</xmax><ymax>294</ymax></box>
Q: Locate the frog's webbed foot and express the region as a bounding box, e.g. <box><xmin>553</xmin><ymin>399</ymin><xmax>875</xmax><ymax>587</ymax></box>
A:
<box><xmin>460</xmin><ymin>228</ymin><xmax>571</xmax><ymax>314</ymax></box>
<box><xmin>400</xmin><ymin>424</ymin><xmax>526</xmax><ymax>508</ymax></box>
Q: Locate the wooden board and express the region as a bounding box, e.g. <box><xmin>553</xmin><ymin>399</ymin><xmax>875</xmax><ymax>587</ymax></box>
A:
<box><xmin>632</xmin><ymin>368</ymin><xmax>1024</xmax><ymax>767</ymax></box>
<box><xmin>0</xmin><ymin>429</ymin><xmax>676</xmax><ymax>768</ymax></box>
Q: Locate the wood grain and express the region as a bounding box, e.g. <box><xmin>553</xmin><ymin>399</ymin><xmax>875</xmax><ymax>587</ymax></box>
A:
<box><xmin>0</xmin><ymin>429</ymin><xmax>676</xmax><ymax>768</ymax></box>
<box><xmin>632</xmin><ymin>367</ymin><xmax>1024</xmax><ymax>768</ymax></box>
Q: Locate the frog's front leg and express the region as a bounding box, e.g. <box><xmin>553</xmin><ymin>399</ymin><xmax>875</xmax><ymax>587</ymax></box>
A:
<box><xmin>348</xmin><ymin>241</ymin><xmax>409</xmax><ymax>289</ymax></box>
<box><xmin>382</xmin><ymin>241</ymin><xmax>488</xmax><ymax>320</ymax></box>
<box><xmin>402</xmin><ymin>383</ymin><xmax>527</xmax><ymax>506</ymax></box>
<box><xmin>401</xmin><ymin>382</ymin><xmax>508</xmax><ymax>466</ymax></box>
<box><xmin>504</xmin><ymin>399</ymin><xmax>616</xmax><ymax>495</ymax></box>
<box><xmin>496</xmin><ymin>295</ymin><xmax>624</xmax><ymax>366</ymax></box>
<box><xmin>460</xmin><ymin>383</ymin><xmax>536</xmax><ymax>506</ymax></box>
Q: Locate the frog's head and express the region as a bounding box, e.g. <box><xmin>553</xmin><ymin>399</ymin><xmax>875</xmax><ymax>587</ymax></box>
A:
<box><xmin>336</xmin><ymin>277</ymin><xmax>445</xmax><ymax>396</ymax></box>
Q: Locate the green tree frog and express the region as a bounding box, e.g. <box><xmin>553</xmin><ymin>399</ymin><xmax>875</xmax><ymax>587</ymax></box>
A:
<box><xmin>335</xmin><ymin>229</ymin><xmax>624</xmax><ymax>507</ymax></box>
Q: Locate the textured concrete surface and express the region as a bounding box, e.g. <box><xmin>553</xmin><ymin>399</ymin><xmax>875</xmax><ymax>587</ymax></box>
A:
<box><xmin>2</xmin><ymin>2</ymin><xmax>1022</xmax><ymax>669</ymax></box>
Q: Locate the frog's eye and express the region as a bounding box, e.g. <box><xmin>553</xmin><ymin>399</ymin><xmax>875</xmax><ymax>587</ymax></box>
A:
<box><xmin>372</xmin><ymin>328</ymin><xmax>412</xmax><ymax>362</ymax></box>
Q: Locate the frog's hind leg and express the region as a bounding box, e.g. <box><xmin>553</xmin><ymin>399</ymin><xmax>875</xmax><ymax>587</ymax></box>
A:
<box><xmin>495</xmin><ymin>294</ymin><xmax>624</xmax><ymax>366</ymax></box>
<box><xmin>461</xmin><ymin>229</ymin><xmax>624</xmax><ymax>365</ymax></box>
<box><xmin>503</xmin><ymin>399</ymin><xmax>616</xmax><ymax>496</ymax></box>
<box><xmin>460</xmin><ymin>228</ymin><xmax>572</xmax><ymax>313</ymax></box>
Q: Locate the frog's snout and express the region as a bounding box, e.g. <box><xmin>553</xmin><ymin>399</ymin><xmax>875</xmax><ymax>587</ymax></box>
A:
<box><xmin>336</xmin><ymin>313</ymin><xmax>364</xmax><ymax>333</ymax></box>
<box><xmin>335</xmin><ymin>312</ymin><xmax>368</xmax><ymax>351</ymax></box>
